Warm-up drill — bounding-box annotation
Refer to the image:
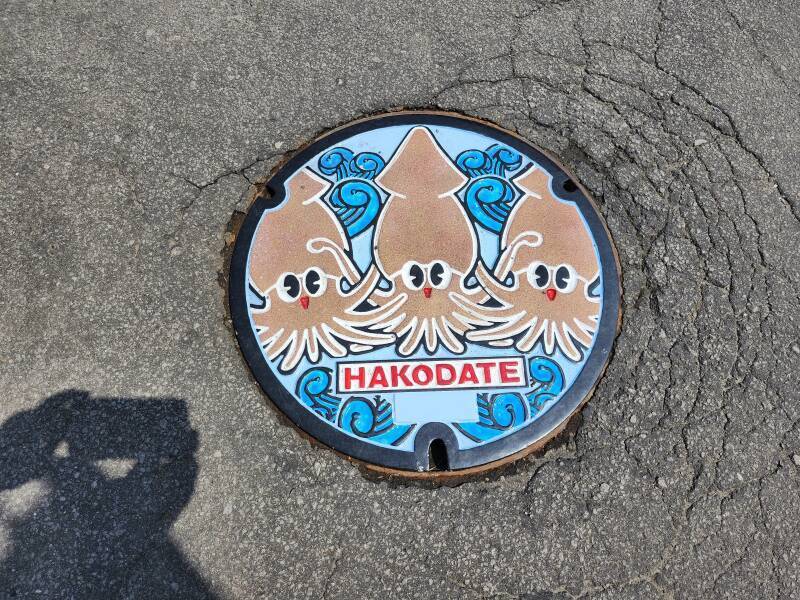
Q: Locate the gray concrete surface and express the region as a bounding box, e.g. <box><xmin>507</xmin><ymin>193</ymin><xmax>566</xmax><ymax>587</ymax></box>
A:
<box><xmin>2</xmin><ymin>0</ymin><xmax>799</xmax><ymax>598</ymax></box>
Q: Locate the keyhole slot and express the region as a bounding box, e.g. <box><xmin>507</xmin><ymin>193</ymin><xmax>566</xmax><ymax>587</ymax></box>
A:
<box><xmin>428</xmin><ymin>438</ymin><xmax>449</xmax><ymax>471</ymax></box>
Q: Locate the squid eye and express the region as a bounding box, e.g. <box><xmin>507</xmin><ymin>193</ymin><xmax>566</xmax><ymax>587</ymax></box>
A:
<box><xmin>429</xmin><ymin>260</ymin><xmax>452</xmax><ymax>289</ymax></box>
<box><xmin>276</xmin><ymin>272</ymin><xmax>301</xmax><ymax>302</ymax></box>
<box><xmin>304</xmin><ymin>267</ymin><xmax>327</xmax><ymax>298</ymax></box>
<box><xmin>554</xmin><ymin>264</ymin><xmax>578</xmax><ymax>293</ymax></box>
<box><xmin>527</xmin><ymin>261</ymin><xmax>549</xmax><ymax>290</ymax></box>
<box><xmin>401</xmin><ymin>261</ymin><xmax>425</xmax><ymax>291</ymax></box>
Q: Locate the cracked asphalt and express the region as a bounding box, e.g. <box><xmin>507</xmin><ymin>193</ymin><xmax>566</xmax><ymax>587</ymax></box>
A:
<box><xmin>2</xmin><ymin>0</ymin><xmax>800</xmax><ymax>598</ymax></box>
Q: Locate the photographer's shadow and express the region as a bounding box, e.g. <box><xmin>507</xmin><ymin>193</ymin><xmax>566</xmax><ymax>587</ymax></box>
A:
<box><xmin>0</xmin><ymin>390</ymin><xmax>216</xmax><ymax>599</ymax></box>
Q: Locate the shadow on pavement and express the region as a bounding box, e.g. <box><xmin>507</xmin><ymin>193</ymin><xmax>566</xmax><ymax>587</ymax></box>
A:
<box><xmin>0</xmin><ymin>390</ymin><xmax>216</xmax><ymax>599</ymax></box>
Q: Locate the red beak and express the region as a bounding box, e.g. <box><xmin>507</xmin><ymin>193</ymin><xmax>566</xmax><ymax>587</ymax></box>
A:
<box><xmin>299</xmin><ymin>296</ymin><xmax>310</xmax><ymax>310</ymax></box>
<box><xmin>423</xmin><ymin>287</ymin><xmax>432</xmax><ymax>299</ymax></box>
<box><xmin>546</xmin><ymin>288</ymin><xmax>557</xmax><ymax>301</ymax></box>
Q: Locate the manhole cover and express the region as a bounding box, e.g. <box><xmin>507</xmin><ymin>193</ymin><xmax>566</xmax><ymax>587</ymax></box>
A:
<box><xmin>229</xmin><ymin>111</ymin><xmax>620</xmax><ymax>476</ymax></box>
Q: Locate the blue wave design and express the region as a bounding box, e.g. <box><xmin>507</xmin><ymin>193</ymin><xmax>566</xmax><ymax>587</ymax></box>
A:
<box><xmin>319</xmin><ymin>147</ymin><xmax>355</xmax><ymax>180</ymax></box>
<box><xmin>526</xmin><ymin>356</ymin><xmax>565</xmax><ymax>415</ymax></box>
<box><xmin>295</xmin><ymin>359</ymin><xmax>565</xmax><ymax>448</ymax></box>
<box><xmin>318</xmin><ymin>148</ymin><xmax>385</xmax><ymax>181</ymax></box>
<box><xmin>454</xmin><ymin>392</ymin><xmax>529</xmax><ymax>443</ymax></box>
<box><xmin>464</xmin><ymin>176</ymin><xmax>515</xmax><ymax>233</ymax></box>
<box><xmin>350</xmin><ymin>152</ymin><xmax>385</xmax><ymax>181</ymax></box>
<box><xmin>295</xmin><ymin>368</ymin><xmax>414</xmax><ymax>446</ymax></box>
<box><xmin>486</xmin><ymin>144</ymin><xmax>522</xmax><ymax>175</ymax></box>
<box><xmin>455</xmin><ymin>145</ymin><xmax>521</xmax><ymax>178</ymax></box>
<box><xmin>456</xmin><ymin>144</ymin><xmax>522</xmax><ymax>233</ymax></box>
<box><xmin>329</xmin><ymin>180</ymin><xmax>382</xmax><ymax>237</ymax></box>
<box><xmin>318</xmin><ymin>148</ymin><xmax>385</xmax><ymax>236</ymax></box>
<box><xmin>455</xmin><ymin>149</ymin><xmax>490</xmax><ymax>178</ymax></box>
<box><xmin>337</xmin><ymin>396</ymin><xmax>414</xmax><ymax>446</ymax></box>
<box><xmin>296</xmin><ymin>368</ymin><xmax>341</xmax><ymax>421</ymax></box>
<box><xmin>453</xmin><ymin>356</ymin><xmax>566</xmax><ymax>443</ymax></box>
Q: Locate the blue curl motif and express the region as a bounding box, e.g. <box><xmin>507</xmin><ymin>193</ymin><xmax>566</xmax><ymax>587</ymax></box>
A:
<box><xmin>329</xmin><ymin>180</ymin><xmax>382</xmax><ymax>237</ymax></box>
<box><xmin>453</xmin><ymin>356</ymin><xmax>566</xmax><ymax>443</ymax></box>
<box><xmin>454</xmin><ymin>392</ymin><xmax>529</xmax><ymax>443</ymax></box>
<box><xmin>349</xmin><ymin>152</ymin><xmax>385</xmax><ymax>181</ymax></box>
<box><xmin>526</xmin><ymin>356</ymin><xmax>565</xmax><ymax>415</ymax></box>
<box><xmin>486</xmin><ymin>144</ymin><xmax>522</xmax><ymax>175</ymax></box>
<box><xmin>456</xmin><ymin>144</ymin><xmax>522</xmax><ymax>232</ymax></box>
<box><xmin>337</xmin><ymin>396</ymin><xmax>414</xmax><ymax>446</ymax></box>
<box><xmin>464</xmin><ymin>176</ymin><xmax>516</xmax><ymax>233</ymax></box>
<box><xmin>293</xmin><ymin>360</ymin><xmax>564</xmax><ymax>448</ymax></box>
<box><xmin>456</xmin><ymin>144</ymin><xmax>521</xmax><ymax>178</ymax></box>
<box><xmin>296</xmin><ymin>368</ymin><xmax>341</xmax><ymax>421</ymax></box>
<box><xmin>319</xmin><ymin>147</ymin><xmax>355</xmax><ymax>180</ymax></box>
<box><xmin>293</xmin><ymin>368</ymin><xmax>414</xmax><ymax>446</ymax></box>
<box><xmin>318</xmin><ymin>147</ymin><xmax>386</xmax><ymax>237</ymax></box>
<box><xmin>318</xmin><ymin>148</ymin><xmax>385</xmax><ymax>182</ymax></box>
<box><xmin>456</xmin><ymin>149</ymin><xmax>491</xmax><ymax>178</ymax></box>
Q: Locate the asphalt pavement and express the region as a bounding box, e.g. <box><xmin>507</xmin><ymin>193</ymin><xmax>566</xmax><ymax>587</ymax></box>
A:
<box><xmin>2</xmin><ymin>0</ymin><xmax>800</xmax><ymax>598</ymax></box>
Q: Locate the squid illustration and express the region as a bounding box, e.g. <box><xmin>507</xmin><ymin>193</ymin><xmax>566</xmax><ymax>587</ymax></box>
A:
<box><xmin>458</xmin><ymin>165</ymin><xmax>601</xmax><ymax>361</ymax></box>
<box><xmin>368</xmin><ymin>127</ymin><xmax>495</xmax><ymax>355</ymax></box>
<box><xmin>248</xmin><ymin>168</ymin><xmax>402</xmax><ymax>372</ymax></box>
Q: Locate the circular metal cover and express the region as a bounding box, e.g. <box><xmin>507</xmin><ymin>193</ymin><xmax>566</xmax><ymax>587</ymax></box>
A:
<box><xmin>229</xmin><ymin>112</ymin><xmax>620</xmax><ymax>475</ymax></box>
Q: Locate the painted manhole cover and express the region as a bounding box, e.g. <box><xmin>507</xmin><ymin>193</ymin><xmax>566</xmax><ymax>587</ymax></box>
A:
<box><xmin>229</xmin><ymin>112</ymin><xmax>620</xmax><ymax>475</ymax></box>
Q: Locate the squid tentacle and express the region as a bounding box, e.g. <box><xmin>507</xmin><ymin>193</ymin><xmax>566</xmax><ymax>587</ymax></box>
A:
<box><xmin>493</xmin><ymin>230</ymin><xmax>542</xmax><ymax>280</ymax></box>
<box><xmin>467</xmin><ymin>312</ymin><xmax>530</xmax><ymax>342</ymax></box>
<box><xmin>268</xmin><ymin>329</ymin><xmax>298</xmax><ymax>361</ymax></box>
<box><xmin>306</xmin><ymin>326</ymin><xmax>320</xmax><ymax>363</ymax></box>
<box><xmin>343</xmin><ymin>291</ymin><xmax>407</xmax><ymax>327</ymax></box>
<box><xmin>306</xmin><ymin>237</ymin><xmax>360</xmax><ymax>284</ymax></box>
<box><xmin>424</xmin><ymin>319</ymin><xmax>437</xmax><ymax>353</ymax></box>
<box><xmin>566</xmin><ymin>319</ymin><xmax>594</xmax><ymax>349</ymax></box>
<box><xmin>327</xmin><ymin>319</ymin><xmax>396</xmax><ymax>346</ymax></box>
<box><xmin>542</xmin><ymin>320</ymin><xmax>557</xmax><ymax>355</ymax></box>
<box><xmin>436</xmin><ymin>316</ymin><xmax>466</xmax><ymax>354</ymax></box>
<box><xmin>515</xmin><ymin>317</ymin><xmax>542</xmax><ymax>352</ymax></box>
<box><xmin>450</xmin><ymin>291</ymin><xmax>515</xmax><ymax>325</ymax></box>
<box><xmin>398</xmin><ymin>319</ymin><xmax>427</xmax><ymax>356</ymax></box>
<box><xmin>341</xmin><ymin>264</ymin><xmax>380</xmax><ymax>303</ymax></box>
<box><xmin>281</xmin><ymin>330</ymin><xmax>309</xmax><ymax>371</ymax></box>
<box><xmin>318</xmin><ymin>324</ymin><xmax>348</xmax><ymax>357</ymax></box>
<box><xmin>380</xmin><ymin>311</ymin><xmax>409</xmax><ymax>333</ymax></box>
<box><xmin>474</xmin><ymin>263</ymin><xmax>516</xmax><ymax>307</ymax></box>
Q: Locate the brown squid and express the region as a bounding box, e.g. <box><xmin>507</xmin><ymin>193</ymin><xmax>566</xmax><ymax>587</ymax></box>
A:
<box><xmin>248</xmin><ymin>169</ymin><xmax>402</xmax><ymax>372</ymax></box>
<box><xmin>456</xmin><ymin>165</ymin><xmax>601</xmax><ymax>361</ymax></box>
<box><xmin>368</xmin><ymin>127</ymin><xmax>491</xmax><ymax>355</ymax></box>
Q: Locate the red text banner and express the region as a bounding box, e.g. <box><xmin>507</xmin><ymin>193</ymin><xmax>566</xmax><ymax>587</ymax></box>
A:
<box><xmin>336</xmin><ymin>356</ymin><xmax>527</xmax><ymax>394</ymax></box>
